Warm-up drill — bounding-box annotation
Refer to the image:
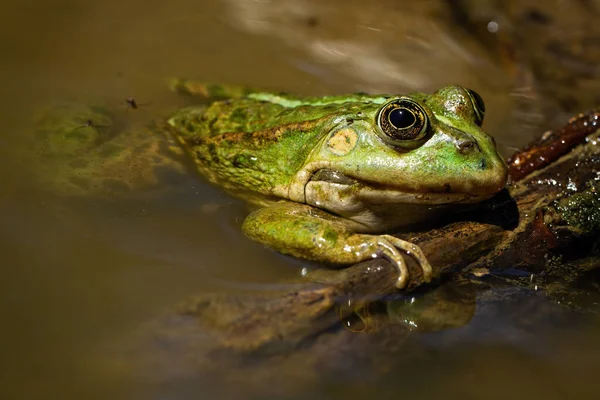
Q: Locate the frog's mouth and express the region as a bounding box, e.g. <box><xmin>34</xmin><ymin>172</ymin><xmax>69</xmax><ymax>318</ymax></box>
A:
<box><xmin>306</xmin><ymin>168</ymin><xmax>495</xmax><ymax>205</ymax></box>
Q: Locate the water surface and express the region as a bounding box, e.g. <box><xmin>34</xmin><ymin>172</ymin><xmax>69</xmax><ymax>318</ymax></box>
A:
<box><xmin>1</xmin><ymin>1</ymin><xmax>600</xmax><ymax>399</ymax></box>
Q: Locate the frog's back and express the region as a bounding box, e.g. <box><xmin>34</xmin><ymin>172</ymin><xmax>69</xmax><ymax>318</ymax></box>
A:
<box><xmin>167</xmin><ymin>93</ymin><xmax>381</xmax><ymax>203</ymax></box>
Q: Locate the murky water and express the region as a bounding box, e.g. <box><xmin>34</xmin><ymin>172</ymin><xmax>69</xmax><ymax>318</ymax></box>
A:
<box><xmin>1</xmin><ymin>0</ymin><xmax>600</xmax><ymax>399</ymax></box>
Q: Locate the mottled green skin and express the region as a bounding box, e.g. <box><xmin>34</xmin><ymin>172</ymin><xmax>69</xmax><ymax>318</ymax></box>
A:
<box><xmin>168</xmin><ymin>87</ymin><xmax>506</xmax><ymax>205</ymax></box>
<box><xmin>168</xmin><ymin>98</ymin><xmax>337</xmax><ymax>198</ymax></box>
<box><xmin>34</xmin><ymin>82</ymin><xmax>508</xmax><ymax>289</ymax></box>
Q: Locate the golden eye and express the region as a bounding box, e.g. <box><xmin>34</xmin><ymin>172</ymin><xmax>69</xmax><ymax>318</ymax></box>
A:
<box><xmin>376</xmin><ymin>98</ymin><xmax>429</xmax><ymax>146</ymax></box>
<box><xmin>465</xmin><ymin>88</ymin><xmax>485</xmax><ymax>126</ymax></box>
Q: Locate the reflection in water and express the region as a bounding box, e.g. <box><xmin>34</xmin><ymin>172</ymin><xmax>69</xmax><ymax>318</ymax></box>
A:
<box><xmin>0</xmin><ymin>0</ymin><xmax>600</xmax><ymax>399</ymax></box>
<box><xmin>103</xmin><ymin>281</ymin><xmax>599</xmax><ymax>400</ymax></box>
<box><xmin>336</xmin><ymin>279</ymin><xmax>477</xmax><ymax>333</ymax></box>
<box><xmin>387</xmin><ymin>278</ymin><xmax>476</xmax><ymax>332</ymax></box>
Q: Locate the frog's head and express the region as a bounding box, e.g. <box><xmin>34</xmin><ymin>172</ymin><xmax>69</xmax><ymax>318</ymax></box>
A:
<box><xmin>298</xmin><ymin>85</ymin><xmax>508</xmax><ymax>215</ymax></box>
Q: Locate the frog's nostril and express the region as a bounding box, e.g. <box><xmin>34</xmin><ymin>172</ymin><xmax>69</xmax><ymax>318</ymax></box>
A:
<box><xmin>457</xmin><ymin>140</ymin><xmax>476</xmax><ymax>153</ymax></box>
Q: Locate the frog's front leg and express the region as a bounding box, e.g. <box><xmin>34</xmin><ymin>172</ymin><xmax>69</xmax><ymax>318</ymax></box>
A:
<box><xmin>242</xmin><ymin>202</ymin><xmax>433</xmax><ymax>289</ymax></box>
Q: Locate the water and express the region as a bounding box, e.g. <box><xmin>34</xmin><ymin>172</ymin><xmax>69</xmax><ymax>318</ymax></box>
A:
<box><xmin>1</xmin><ymin>0</ymin><xmax>600</xmax><ymax>399</ymax></box>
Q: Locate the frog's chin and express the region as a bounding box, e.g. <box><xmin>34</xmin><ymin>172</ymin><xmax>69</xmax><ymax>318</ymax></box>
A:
<box><xmin>302</xmin><ymin>180</ymin><xmax>496</xmax><ymax>232</ymax></box>
<box><xmin>356</xmin><ymin>187</ymin><xmax>493</xmax><ymax>205</ymax></box>
<box><xmin>303</xmin><ymin>180</ymin><xmax>493</xmax><ymax>211</ymax></box>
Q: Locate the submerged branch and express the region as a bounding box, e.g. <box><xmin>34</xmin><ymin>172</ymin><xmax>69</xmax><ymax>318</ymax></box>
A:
<box><xmin>163</xmin><ymin>110</ymin><xmax>600</xmax><ymax>352</ymax></box>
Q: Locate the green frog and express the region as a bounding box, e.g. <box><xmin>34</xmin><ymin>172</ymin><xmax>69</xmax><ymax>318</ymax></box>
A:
<box><xmin>33</xmin><ymin>81</ymin><xmax>508</xmax><ymax>289</ymax></box>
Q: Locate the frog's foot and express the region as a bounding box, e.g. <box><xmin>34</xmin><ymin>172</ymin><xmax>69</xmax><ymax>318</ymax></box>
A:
<box><xmin>337</xmin><ymin>233</ymin><xmax>432</xmax><ymax>289</ymax></box>
<box><xmin>34</xmin><ymin>103</ymin><xmax>115</xmax><ymax>158</ymax></box>
<box><xmin>242</xmin><ymin>202</ymin><xmax>434</xmax><ymax>291</ymax></box>
<box><xmin>378</xmin><ymin>235</ymin><xmax>433</xmax><ymax>289</ymax></box>
<box><xmin>31</xmin><ymin>102</ymin><xmax>189</xmax><ymax>197</ymax></box>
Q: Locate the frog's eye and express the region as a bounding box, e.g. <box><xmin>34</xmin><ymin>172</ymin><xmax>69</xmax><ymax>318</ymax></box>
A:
<box><xmin>376</xmin><ymin>98</ymin><xmax>429</xmax><ymax>147</ymax></box>
<box><xmin>465</xmin><ymin>88</ymin><xmax>485</xmax><ymax>126</ymax></box>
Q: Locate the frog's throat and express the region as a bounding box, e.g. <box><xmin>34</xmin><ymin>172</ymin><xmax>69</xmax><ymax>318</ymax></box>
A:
<box><xmin>282</xmin><ymin>161</ymin><xmax>495</xmax><ymax>205</ymax></box>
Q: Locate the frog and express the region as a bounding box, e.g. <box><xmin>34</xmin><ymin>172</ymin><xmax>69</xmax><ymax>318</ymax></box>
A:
<box><xmin>32</xmin><ymin>80</ymin><xmax>508</xmax><ymax>289</ymax></box>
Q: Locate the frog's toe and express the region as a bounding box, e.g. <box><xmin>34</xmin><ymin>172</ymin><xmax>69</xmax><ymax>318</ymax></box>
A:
<box><xmin>394</xmin><ymin>253</ymin><xmax>410</xmax><ymax>290</ymax></box>
<box><xmin>381</xmin><ymin>235</ymin><xmax>433</xmax><ymax>289</ymax></box>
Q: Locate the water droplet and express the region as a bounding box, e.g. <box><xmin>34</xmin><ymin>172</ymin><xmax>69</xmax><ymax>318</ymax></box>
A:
<box><xmin>487</xmin><ymin>21</ymin><xmax>499</xmax><ymax>33</ymax></box>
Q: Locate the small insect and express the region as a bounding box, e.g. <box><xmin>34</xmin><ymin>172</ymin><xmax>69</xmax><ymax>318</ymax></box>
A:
<box><xmin>125</xmin><ymin>97</ymin><xmax>138</xmax><ymax>109</ymax></box>
<box><xmin>125</xmin><ymin>97</ymin><xmax>151</xmax><ymax>109</ymax></box>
